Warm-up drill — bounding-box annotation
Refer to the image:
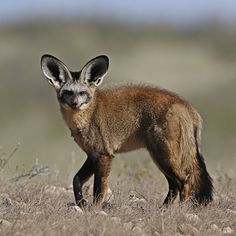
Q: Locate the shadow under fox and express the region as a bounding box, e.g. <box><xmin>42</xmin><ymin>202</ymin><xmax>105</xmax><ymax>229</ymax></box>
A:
<box><xmin>41</xmin><ymin>54</ymin><xmax>213</xmax><ymax>207</ymax></box>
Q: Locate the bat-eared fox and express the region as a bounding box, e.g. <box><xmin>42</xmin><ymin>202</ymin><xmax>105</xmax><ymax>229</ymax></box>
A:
<box><xmin>41</xmin><ymin>54</ymin><xmax>213</xmax><ymax>207</ymax></box>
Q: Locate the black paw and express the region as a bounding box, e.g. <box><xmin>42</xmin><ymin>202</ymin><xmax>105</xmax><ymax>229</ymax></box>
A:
<box><xmin>77</xmin><ymin>198</ymin><xmax>88</xmax><ymax>208</ymax></box>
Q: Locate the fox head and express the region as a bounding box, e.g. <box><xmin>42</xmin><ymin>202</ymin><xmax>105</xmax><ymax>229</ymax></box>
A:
<box><xmin>41</xmin><ymin>54</ymin><xmax>109</xmax><ymax>110</ymax></box>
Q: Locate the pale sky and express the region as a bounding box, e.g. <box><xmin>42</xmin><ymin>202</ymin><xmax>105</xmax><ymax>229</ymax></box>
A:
<box><xmin>0</xmin><ymin>0</ymin><xmax>236</xmax><ymax>27</ymax></box>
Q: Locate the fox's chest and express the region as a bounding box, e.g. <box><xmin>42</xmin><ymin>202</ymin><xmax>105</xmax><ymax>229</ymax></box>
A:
<box><xmin>70</xmin><ymin>129</ymin><xmax>87</xmax><ymax>152</ymax></box>
<box><xmin>70</xmin><ymin>126</ymin><xmax>109</xmax><ymax>155</ymax></box>
<box><xmin>61</xmin><ymin>107</ymin><xmax>94</xmax><ymax>152</ymax></box>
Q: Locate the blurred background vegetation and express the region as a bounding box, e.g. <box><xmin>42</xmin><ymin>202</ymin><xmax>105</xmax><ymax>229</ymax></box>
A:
<box><xmin>0</xmin><ymin>1</ymin><xmax>236</xmax><ymax>181</ymax></box>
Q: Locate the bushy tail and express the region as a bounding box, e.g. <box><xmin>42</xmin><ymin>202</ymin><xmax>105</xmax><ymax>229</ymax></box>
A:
<box><xmin>190</xmin><ymin>129</ymin><xmax>213</xmax><ymax>205</ymax></box>
<box><xmin>192</xmin><ymin>149</ymin><xmax>213</xmax><ymax>205</ymax></box>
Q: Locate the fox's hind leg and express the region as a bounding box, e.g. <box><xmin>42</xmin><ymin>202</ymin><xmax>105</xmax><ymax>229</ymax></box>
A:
<box><xmin>146</xmin><ymin>129</ymin><xmax>191</xmax><ymax>204</ymax></box>
<box><xmin>164</xmin><ymin>176</ymin><xmax>190</xmax><ymax>203</ymax></box>
<box><xmin>73</xmin><ymin>157</ymin><xmax>94</xmax><ymax>207</ymax></box>
<box><xmin>179</xmin><ymin>177</ymin><xmax>190</xmax><ymax>201</ymax></box>
<box><xmin>163</xmin><ymin>175</ymin><xmax>179</xmax><ymax>205</ymax></box>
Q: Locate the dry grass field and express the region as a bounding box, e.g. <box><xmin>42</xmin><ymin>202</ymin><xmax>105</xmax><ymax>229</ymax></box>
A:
<box><xmin>0</xmin><ymin>171</ymin><xmax>236</xmax><ymax>236</ymax></box>
<box><xmin>0</xmin><ymin>145</ymin><xmax>236</xmax><ymax>235</ymax></box>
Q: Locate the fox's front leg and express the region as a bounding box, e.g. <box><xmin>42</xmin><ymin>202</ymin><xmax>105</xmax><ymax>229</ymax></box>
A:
<box><xmin>73</xmin><ymin>157</ymin><xmax>94</xmax><ymax>207</ymax></box>
<box><xmin>93</xmin><ymin>155</ymin><xmax>112</xmax><ymax>205</ymax></box>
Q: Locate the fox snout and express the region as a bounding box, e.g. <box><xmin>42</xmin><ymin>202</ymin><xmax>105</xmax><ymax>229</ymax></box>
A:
<box><xmin>59</xmin><ymin>89</ymin><xmax>91</xmax><ymax>109</ymax></box>
<box><xmin>71</xmin><ymin>100</ymin><xmax>79</xmax><ymax>109</ymax></box>
<box><xmin>66</xmin><ymin>95</ymin><xmax>79</xmax><ymax>109</ymax></box>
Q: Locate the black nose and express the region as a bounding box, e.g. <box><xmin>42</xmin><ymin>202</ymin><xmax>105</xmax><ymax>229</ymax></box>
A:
<box><xmin>71</xmin><ymin>101</ymin><xmax>78</xmax><ymax>107</ymax></box>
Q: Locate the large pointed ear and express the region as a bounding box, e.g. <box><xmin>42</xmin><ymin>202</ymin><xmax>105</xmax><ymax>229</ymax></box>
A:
<box><xmin>41</xmin><ymin>54</ymin><xmax>72</xmax><ymax>90</ymax></box>
<box><xmin>81</xmin><ymin>55</ymin><xmax>109</xmax><ymax>86</ymax></box>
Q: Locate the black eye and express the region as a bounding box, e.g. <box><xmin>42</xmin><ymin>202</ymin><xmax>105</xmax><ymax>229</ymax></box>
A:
<box><xmin>63</xmin><ymin>90</ymin><xmax>73</xmax><ymax>96</ymax></box>
<box><xmin>78</xmin><ymin>91</ymin><xmax>86</xmax><ymax>96</ymax></box>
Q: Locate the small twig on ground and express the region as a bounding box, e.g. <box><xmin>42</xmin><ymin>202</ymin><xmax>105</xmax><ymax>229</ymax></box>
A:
<box><xmin>132</xmin><ymin>189</ymin><xmax>148</xmax><ymax>201</ymax></box>
<box><xmin>0</xmin><ymin>143</ymin><xmax>20</xmax><ymax>172</ymax></box>
<box><xmin>10</xmin><ymin>163</ymin><xmax>51</xmax><ymax>182</ymax></box>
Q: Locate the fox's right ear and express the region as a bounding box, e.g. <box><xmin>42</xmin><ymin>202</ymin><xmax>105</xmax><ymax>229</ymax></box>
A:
<box><xmin>41</xmin><ymin>54</ymin><xmax>71</xmax><ymax>90</ymax></box>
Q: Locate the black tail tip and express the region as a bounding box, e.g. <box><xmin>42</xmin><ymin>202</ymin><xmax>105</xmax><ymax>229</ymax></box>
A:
<box><xmin>195</xmin><ymin>153</ymin><xmax>214</xmax><ymax>206</ymax></box>
<box><xmin>196</xmin><ymin>178</ymin><xmax>213</xmax><ymax>206</ymax></box>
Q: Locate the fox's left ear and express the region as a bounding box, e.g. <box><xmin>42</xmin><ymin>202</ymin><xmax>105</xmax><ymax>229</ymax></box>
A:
<box><xmin>81</xmin><ymin>55</ymin><xmax>109</xmax><ymax>86</ymax></box>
